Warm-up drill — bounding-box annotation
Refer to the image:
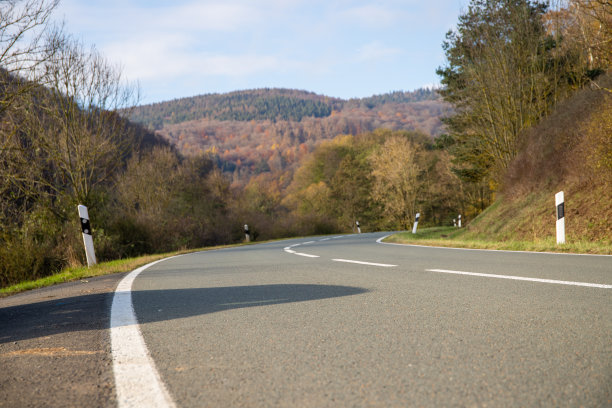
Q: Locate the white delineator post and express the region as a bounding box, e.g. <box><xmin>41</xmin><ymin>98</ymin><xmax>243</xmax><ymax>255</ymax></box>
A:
<box><xmin>458</xmin><ymin>214</ymin><xmax>462</xmax><ymax>228</ymax></box>
<box><xmin>78</xmin><ymin>205</ymin><xmax>97</xmax><ymax>267</ymax></box>
<box><xmin>412</xmin><ymin>213</ymin><xmax>420</xmax><ymax>234</ymax></box>
<box><xmin>244</xmin><ymin>224</ymin><xmax>250</xmax><ymax>242</ymax></box>
<box><xmin>356</xmin><ymin>221</ymin><xmax>361</xmax><ymax>234</ymax></box>
<box><xmin>555</xmin><ymin>191</ymin><xmax>565</xmax><ymax>244</ymax></box>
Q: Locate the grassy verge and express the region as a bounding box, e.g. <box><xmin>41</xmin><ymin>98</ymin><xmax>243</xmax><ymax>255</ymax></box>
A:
<box><xmin>385</xmin><ymin>227</ymin><xmax>612</xmax><ymax>255</ymax></box>
<box><xmin>0</xmin><ymin>244</ymin><xmax>242</xmax><ymax>298</ymax></box>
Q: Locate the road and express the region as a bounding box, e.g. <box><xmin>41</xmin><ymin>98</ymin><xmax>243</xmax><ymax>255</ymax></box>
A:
<box><xmin>1</xmin><ymin>232</ymin><xmax>611</xmax><ymax>407</ymax></box>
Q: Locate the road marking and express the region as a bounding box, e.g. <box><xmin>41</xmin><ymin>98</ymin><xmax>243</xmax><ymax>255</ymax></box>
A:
<box><xmin>426</xmin><ymin>269</ymin><xmax>612</xmax><ymax>289</ymax></box>
<box><xmin>320</xmin><ymin>238</ymin><xmax>331</xmax><ymax>241</ymax></box>
<box><xmin>294</xmin><ymin>252</ymin><xmax>320</xmax><ymax>258</ymax></box>
<box><xmin>303</xmin><ymin>241</ymin><xmax>315</xmax><ymax>245</ymax></box>
<box><xmin>111</xmin><ymin>258</ymin><xmax>178</xmax><ymax>408</ymax></box>
<box><xmin>333</xmin><ymin>259</ymin><xmax>397</xmax><ymax>267</ymax></box>
<box><xmin>284</xmin><ymin>244</ymin><xmax>319</xmax><ymax>258</ymax></box>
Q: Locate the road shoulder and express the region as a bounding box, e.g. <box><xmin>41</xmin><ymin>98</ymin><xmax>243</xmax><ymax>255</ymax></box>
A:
<box><xmin>0</xmin><ymin>273</ymin><xmax>125</xmax><ymax>408</ymax></box>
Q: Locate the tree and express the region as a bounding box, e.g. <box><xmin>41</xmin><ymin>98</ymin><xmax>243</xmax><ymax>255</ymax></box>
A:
<box><xmin>0</xmin><ymin>0</ymin><xmax>58</xmax><ymax>115</ymax></box>
<box><xmin>330</xmin><ymin>154</ymin><xmax>374</xmax><ymax>230</ymax></box>
<box><xmin>437</xmin><ymin>0</ymin><xmax>577</xmax><ymax>185</ymax></box>
<box><xmin>369</xmin><ymin>136</ymin><xmax>422</xmax><ymax>230</ymax></box>
<box><xmin>545</xmin><ymin>1</ymin><xmax>612</xmax><ymax>89</ymax></box>
<box><xmin>12</xmin><ymin>33</ymin><xmax>139</xmax><ymax>208</ymax></box>
<box><xmin>567</xmin><ymin>0</ymin><xmax>612</xmax><ymax>71</ymax></box>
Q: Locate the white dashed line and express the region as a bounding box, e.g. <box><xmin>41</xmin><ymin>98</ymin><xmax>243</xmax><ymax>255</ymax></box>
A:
<box><xmin>426</xmin><ymin>269</ymin><xmax>612</xmax><ymax>289</ymax></box>
<box><xmin>333</xmin><ymin>259</ymin><xmax>397</xmax><ymax>267</ymax></box>
<box><xmin>294</xmin><ymin>252</ymin><xmax>320</xmax><ymax>258</ymax></box>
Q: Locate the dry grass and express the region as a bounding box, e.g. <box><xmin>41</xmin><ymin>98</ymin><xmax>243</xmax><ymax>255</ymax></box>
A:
<box><xmin>387</xmin><ymin>227</ymin><xmax>611</xmax><ymax>255</ymax></box>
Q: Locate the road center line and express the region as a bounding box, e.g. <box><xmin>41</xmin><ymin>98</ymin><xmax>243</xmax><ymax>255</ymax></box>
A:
<box><xmin>294</xmin><ymin>252</ymin><xmax>320</xmax><ymax>258</ymax></box>
<box><xmin>111</xmin><ymin>258</ymin><xmax>178</xmax><ymax>408</ymax></box>
<box><xmin>426</xmin><ymin>269</ymin><xmax>612</xmax><ymax>289</ymax></box>
<box><xmin>333</xmin><ymin>259</ymin><xmax>397</xmax><ymax>267</ymax></box>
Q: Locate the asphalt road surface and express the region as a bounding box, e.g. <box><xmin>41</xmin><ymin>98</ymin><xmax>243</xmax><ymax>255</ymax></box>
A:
<box><xmin>2</xmin><ymin>232</ymin><xmax>611</xmax><ymax>407</ymax></box>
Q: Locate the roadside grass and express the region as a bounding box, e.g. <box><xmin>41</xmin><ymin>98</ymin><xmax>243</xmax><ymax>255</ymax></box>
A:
<box><xmin>385</xmin><ymin>227</ymin><xmax>612</xmax><ymax>255</ymax></box>
<box><xmin>0</xmin><ymin>244</ymin><xmax>243</xmax><ymax>298</ymax></box>
<box><xmin>0</xmin><ymin>234</ymin><xmax>329</xmax><ymax>297</ymax></box>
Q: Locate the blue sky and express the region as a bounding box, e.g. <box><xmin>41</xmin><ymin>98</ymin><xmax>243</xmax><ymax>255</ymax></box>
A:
<box><xmin>54</xmin><ymin>0</ymin><xmax>466</xmax><ymax>105</ymax></box>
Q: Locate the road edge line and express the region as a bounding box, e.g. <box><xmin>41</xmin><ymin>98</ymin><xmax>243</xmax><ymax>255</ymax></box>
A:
<box><xmin>110</xmin><ymin>257</ymin><xmax>179</xmax><ymax>408</ymax></box>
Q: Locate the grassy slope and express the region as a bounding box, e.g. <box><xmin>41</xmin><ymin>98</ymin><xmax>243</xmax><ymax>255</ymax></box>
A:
<box><xmin>469</xmin><ymin>73</ymin><xmax>612</xmax><ymax>246</ymax></box>
<box><xmin>391</xmin><ymin>73</ymin><xmax>612</xmax><ymax>253</ymax></box>
<box><xmin>387</xmin><ymin>226</ymin><xmax>611</xmax><ymax>254</ymax></box>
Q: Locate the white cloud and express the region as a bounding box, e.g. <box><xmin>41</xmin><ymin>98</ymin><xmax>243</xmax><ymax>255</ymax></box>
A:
<box><xmin>339</xmin><ymin>4</ymin><xmax>400</xmax><ymax>28</ymax></box>
<box><xmin>157</xmin><ymin>2</ymin><xmax>261</xmax><ymax>32</ymax></box>
<box><xmin>104</xmin><ymin>34</ymin><xmax>293</xmax><ymax>81</ymax></box>
<box><xmin>57</xmin><ymin>0</ymin><xmax>263</xmax><ymax>36</ymax></box>
<box><xmin>356</xmin><ymin>42</ymin><xmax>402</xmax><ymax>62</ymax></box>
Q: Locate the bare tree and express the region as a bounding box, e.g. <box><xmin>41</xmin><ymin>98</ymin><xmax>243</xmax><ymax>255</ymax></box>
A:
<box><xmin>31</xmin><ymin>33</ymin><xmax>139</xmax><ymax>206</ymax></box>
<box><xmin>546</xmin><ymin>0</ymin><xmax>612</xmax><ymax>91</ymax></box>
<box><xmin>0</xmin><ymin>30</ymin><xmax>139</xmax><ymax>220</ymax></box>
<box><xmin>0</xmin><ymin>0</ymin><xmax>58</xmax><ymax>114</ymax></box>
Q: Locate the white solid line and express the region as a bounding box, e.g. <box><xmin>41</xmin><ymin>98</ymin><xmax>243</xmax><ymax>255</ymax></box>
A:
<box><xmin>333</xmin><ymin>259</ymin><xmax>397</xmax><ymax>267</ymax></box>
<box><xmin>294</xmin><ymin>252</ymin><xmax>320</xmax><ymax>258</ymax></box>
<box><xmin>426</xmin><ymin>269</ymin><xmax>612</xmax><ymax>289</ymax></box>
<box><xmin>303</xmin><ymin>241</ymin><xmax>315</xmax><ymax>245</ymax></box>
<box><xmin>111</xmin><ymin>258</ymin><xmax>178</xmax><ymax>408</ymax></box>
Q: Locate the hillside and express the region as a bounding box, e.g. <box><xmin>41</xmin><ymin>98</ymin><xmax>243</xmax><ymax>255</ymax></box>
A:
<box><xmin>126</xmin><ymin>88</ymin><xmax>450</xmax><ymax>184</ymax></box>
<box><xmin>128</xmin><ymin>88</ymin><xmax>443</xmax><ymax>129</ymax></box>
<box><xmin>461</xmin><ymin>73</ymin><xmax>612</xmax><ymax>246</ymax></box>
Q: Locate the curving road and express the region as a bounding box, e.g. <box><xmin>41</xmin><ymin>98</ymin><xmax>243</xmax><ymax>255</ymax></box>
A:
<box><xmin>120</xmin><ymin>232</ymin><xmax>611</xmax><ymax>407</ymax></box>
<box><xmin>1</xmin><ymin>232</ymin><xmax>611</xmax><ymax>407</ymax></box>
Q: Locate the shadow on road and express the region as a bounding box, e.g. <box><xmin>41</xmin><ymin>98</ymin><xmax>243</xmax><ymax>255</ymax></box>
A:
<box><xmin>0</xmin><ymin>284</ymin><xmax>368</xmax><ymax>343</ymax></box>
<box><xmin>131</xmin><ymin>284</ymin><xmax>368</xmax><ymax>325</ymax></box>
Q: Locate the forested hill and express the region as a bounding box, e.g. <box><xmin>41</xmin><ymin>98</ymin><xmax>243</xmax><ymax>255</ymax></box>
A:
<box><xmin>127</xmin><ymin>88</ymin><xmax>442</xmax><ymax>129</ymax></box>
<box><xmin>125</xmin><ymin>88</ymin><xmax>450</xmax><ymax>184</ymax></box>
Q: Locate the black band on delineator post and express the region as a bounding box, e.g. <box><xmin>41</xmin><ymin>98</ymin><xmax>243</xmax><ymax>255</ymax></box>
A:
<box><xmin>80</xmin><ymin>217</ymin><xmax>92</xmax><ymax>235</ymax></box>
<box><xmin>556</xmin><ymin>203</ymin><xmax>564</xmax><ymax>220</ymax></box>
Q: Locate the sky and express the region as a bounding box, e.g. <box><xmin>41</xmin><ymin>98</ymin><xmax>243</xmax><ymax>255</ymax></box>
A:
<box><xmin>54</xmin><ymin>0</ymin><xmax>466</xmax><ymax>105</ymax></box>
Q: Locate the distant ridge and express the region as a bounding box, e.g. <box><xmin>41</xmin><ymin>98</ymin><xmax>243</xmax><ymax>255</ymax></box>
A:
<box><xmin>127</xmin><ymin>87</ymin><xmax>442</xmax><ymax>130</ymax></box>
